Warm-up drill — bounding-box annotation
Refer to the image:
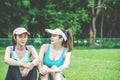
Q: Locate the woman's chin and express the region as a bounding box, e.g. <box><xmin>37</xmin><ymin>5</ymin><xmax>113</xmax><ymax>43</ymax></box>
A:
<box><xmin>51</xmin><ymin>41</ymin><xmax>55</xmax><ymax>44</ymax></box>
<box><xmin>19</xmin><ymin>43</ymin><xmax>26</xmax><ymax>46</ymax></box>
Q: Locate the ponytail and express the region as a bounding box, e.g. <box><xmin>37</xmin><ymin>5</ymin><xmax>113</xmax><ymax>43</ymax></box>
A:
<box><xmin>60</xmin><ymin>29</ymin><xmax>73</xmax><ymax>52</ymax></box>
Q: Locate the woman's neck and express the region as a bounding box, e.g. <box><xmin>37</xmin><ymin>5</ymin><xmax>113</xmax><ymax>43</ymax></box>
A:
<box><xmin>51</xmin><ymin>44</ymin><xmax>63</xmax><ymax>51</ymax></box>
<box><xmin>15</xmin><ymin>44</ymin><xmax>25</xmax><ymax>50</ymax></box>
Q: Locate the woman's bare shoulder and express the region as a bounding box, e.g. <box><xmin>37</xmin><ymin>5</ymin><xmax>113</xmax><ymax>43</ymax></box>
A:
<box><xmin>27</xmin><ymin>45</ymin><xmax>34</xmax><ymax>48</ymax></box>
<box><xmin>39</xmin><ymin>44</ymin><xmax>50</xmax><ymax>52</ymax></box>
<box><xmin>5</xmin><ymin>46</ymin><xmax>12</xmax><ymax>54</ymax></box>
<box><xmin>41</xmin><ymin>44</ymin><xmax>49</xmax><ymax>48</ymax></box>
<box><xmin>6</xmin><ymin>46</ymin><xmax>12</xmax><ymax>50</ymax></box>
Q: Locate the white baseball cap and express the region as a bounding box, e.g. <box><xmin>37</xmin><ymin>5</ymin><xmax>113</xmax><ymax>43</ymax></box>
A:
<box><xmin>13</xmin><ymin>27</ymin><xmax>30</xmax><ymax>35</ymax></box>
<box><xmin>45</xmin><ymin>28</ymin><xmax>67</xmax><ymax>41</ymax></box>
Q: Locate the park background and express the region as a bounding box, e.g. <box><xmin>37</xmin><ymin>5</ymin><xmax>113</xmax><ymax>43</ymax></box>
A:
<box><xmin>0</xmin><ymin>0</ymin><xmax>120</xmax><ymax>80</ymax></box>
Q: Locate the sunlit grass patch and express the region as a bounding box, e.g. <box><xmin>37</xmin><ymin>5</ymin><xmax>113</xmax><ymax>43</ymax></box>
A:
<box><xmin>0</xmin><ymin>49</ymin><xmax>120</xmax><ymax>80</ymax></box>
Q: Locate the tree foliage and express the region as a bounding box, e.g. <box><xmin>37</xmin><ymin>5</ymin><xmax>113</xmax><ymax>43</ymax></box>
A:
<box><xmin>0</xmin><ymin>0</ymin><xmax>119</xmax><ymax>39</ymax></box>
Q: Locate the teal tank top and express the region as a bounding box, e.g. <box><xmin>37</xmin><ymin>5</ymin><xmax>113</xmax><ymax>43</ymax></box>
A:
<box><xmin>11</xmin><ymin>46</ymin><xmax>30</xmax><ymax>69</ymax></box>
<box><xmin>43</xmin><ymin>45</ymin><xmax>66</xmax><ymax>67</ymax></box>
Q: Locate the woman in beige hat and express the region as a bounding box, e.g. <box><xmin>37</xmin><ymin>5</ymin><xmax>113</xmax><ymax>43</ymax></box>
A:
<box><xmin>4</xmin><ymin>27</ymin><xmax>38</xmax><ymax>80</ymax></box>
<box><xmin>38</xmin><ymin>28</ymin><xmax>73</xmax><ymax>80</ymax></box>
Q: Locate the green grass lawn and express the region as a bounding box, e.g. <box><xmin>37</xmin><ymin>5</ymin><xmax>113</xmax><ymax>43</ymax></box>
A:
<box><xmin>0</xmin><ymin>49</ymin><xmax>120</xmax><ymax>80</ymax></box>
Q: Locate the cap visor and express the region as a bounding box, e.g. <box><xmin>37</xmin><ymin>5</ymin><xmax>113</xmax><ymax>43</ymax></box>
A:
<box><xmin>45</xmin><ymin>29</ymin><xmax>59</xmax><ymax>35</ymax></box>
<box><xmin>16</xmin><ymin>31</ymin><xmax>30</xmax><ymax>35</ymax></box>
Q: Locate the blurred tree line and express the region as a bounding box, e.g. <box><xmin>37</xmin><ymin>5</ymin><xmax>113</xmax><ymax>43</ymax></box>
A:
<box><xmin>0</xmin><ymin>0</ymin><xmax>119</xmax><ymax>42</ymax></box>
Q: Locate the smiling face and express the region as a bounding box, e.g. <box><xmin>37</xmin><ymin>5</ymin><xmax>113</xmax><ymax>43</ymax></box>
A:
<box><xmin>50</xmin><ymin>34</ymin><xmax>63</xmax><ymax>45</ymax></box>
<box><xmin>14</xmin><ymin>33</ymin><xmax>28</xmax><ymax>46</ymax></box>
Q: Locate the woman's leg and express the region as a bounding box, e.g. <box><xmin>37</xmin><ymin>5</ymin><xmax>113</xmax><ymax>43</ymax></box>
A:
<box><xmin>50</xmin><ymin>65</ymin><xmax>66</xmax><ymax>80</ymax></box>
<box><xmin>11</xmin><ymin>66</ymin><xmax>23</xmax><ymax>80</ymax></box>
<box><xmin>26</xmin><ymin>66</ymin><xmax>37</xmax><ymax>80</ymax></box>
<box><xmin>5</xmin><ymin>66</ymin><xmax>22</xmax><ymax>80</ymax></box>
<box><xmin>51</xmin><ymin>72</ymin><xmax>66</xmax><ymax>80</ymax></box>
<box><xmin>39</xmin><ymin>74</ymin><xmax>49</xmax><ymax>80</ymax></box>
<box><xmin>51</xmin><ymin>72</ymin><xmax>61</xmax><ymax>80</ymax></box>
<box><xmin>5</xmin><ymin>66</ymin><xmax>13</xmax><ymax>80</ymax></box>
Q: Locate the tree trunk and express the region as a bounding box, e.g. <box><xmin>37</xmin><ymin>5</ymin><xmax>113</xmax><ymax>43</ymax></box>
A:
<box><xmin>92</xmin><ymin>17</ymin><xmax>97</xmax><ymax>44</ymax></box>
<box><xmin>100</xmin><ymin>10</ymin><xmax>105</xmax><ymax>39</ymax></box>
<box><xmin>89</xmin><ymin>25</ymin><xmax>94</xmax><ymax>45</ymax></box>
<box><xmin>89</xmin><ymin>0</ymin><xmax>103</xmax><ymax>46</ymax></box>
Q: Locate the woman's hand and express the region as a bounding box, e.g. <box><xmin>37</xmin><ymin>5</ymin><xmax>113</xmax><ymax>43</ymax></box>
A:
<box><xmin>40</xmin><ymin>65</ymin><xmax>50</xmax><ymax>75</ymax></box>
<box><xmin>28</xmin><ymin>62</ymin><xmax>34</xmax><ymax>70</ymax></box>
<box><xmin>50</xmin><ymin>65</ymin><xmax>58</xmax><ymax>73</ymax></box>
<box><xmin>22</xmin><ymin>62</ymin><xmax>34</xmax><ymax>70</ymax></box>
<box><xmin>20</xmin><ymin>68</ymin><xmax>30</xmax><ymax>77</ymax></box>
<box><xmin>20</xmin><ymin>62</ymin><xmax>34</xmax><ymax>77</ymax></box>
<box><xmin>22</xmin><ymin>63</ymin><xmax>31</xmax><ymax>69</ymax></box>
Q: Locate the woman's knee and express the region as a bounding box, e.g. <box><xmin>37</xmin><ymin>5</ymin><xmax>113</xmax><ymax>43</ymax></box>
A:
<box><xmin>53</xmin><ymin>72</ymin><xmax>63</xmax><ymax>80</ymax></box>
<box><xmin>51</xmin><ymin>65</ymin><xmax>57</xmax><ymax>69</ymax></box>
<box><xmin>39</xmin><ymin>74</ymin><xmax>49</xmax><ymax>80</ymax></box>
<box><xmin>24</xmin><ymin>66</ymin><xmax>37</xmax><ymax>77</ymax></box>
<box><xmin>20</xmin><ymin>69</ymin><xmax>30</xmax><ymax>77</ymax></box>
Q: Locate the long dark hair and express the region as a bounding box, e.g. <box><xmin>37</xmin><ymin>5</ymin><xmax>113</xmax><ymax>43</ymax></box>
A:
<box><xmin>60</xmin><ymin>28</ymin><xmax>73</xmax><ymax>52</ymax></box>
<box><xmin>12</xmin><ymin>34</ymin><xmax>17</xmax><ymax>45</ymax></box>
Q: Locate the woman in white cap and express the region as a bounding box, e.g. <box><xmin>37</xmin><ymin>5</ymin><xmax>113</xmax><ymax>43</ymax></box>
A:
<box><xmin>38</xmin><ymin>28</ymin><xmax>73</xmax><ymax>80</ymax></box>
<box><xmin>4</xmin><ymin>27</ymin><xmax>38</xmax><ymax>80</ymax></box>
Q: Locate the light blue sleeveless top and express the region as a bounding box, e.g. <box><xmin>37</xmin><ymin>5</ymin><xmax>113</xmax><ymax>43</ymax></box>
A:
<box><xmin>43</xmin><ymin>45</ymin><xmax>66</xmax><ymax>67</ymax></box>
<box><xmin>11</xmin><ymin>46</ymin><xmax>30</xmax><ymax>69</ymax></box>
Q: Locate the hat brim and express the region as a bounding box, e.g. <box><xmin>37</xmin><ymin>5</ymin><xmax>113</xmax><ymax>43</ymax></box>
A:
<box><xmin>45</xmin><ymin>29</ymin><xmax>60</xmax><ymax>35</ymax></box>
<box><xmin>16</xmin><ymin>31</ymin><xmax>30</xmax><ymax>35</ymax></box>
<box><xmin>45</xmin><ymin>28</ymin><xmax>67</xmax><ymax>41</ymax></box>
